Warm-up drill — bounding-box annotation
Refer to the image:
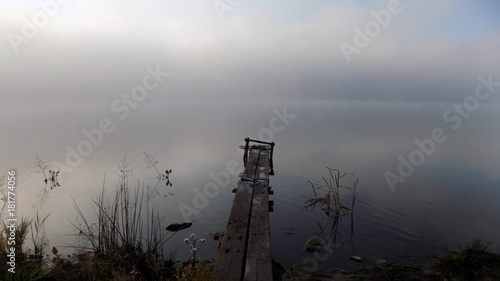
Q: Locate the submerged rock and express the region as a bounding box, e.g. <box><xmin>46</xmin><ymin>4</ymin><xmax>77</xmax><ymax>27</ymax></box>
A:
<box><xmin>350</xmin><ymin>256</ymin><xmax>363</xmax><ymax>262</ymax></box>
<box><xmin>375</xmin><ymin>259</ymin><xmax>393</xmax><ymax>265</ymax></box>
<box><xmin>304</xmin><ymin>236</ymin><xmax>323</xmax><ymax>252</ymax></box>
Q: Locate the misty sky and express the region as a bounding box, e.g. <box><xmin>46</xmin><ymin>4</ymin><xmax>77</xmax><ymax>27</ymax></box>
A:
<box><xmin>1</xmin><ymin>0</ymin><xmax>500</xmax><ymax>107</ymax></box>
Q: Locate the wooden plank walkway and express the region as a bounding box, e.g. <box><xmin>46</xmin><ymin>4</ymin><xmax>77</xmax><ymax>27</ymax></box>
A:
<box><xmin>214</xmin><ymin>142</ymin><xmax>274</xmax><ymax>281</ymax></box>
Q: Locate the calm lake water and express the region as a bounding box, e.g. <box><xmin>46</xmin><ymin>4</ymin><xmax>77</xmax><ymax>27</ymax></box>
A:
<box><xmin>2</xmin><ymin>99</ymin><xmax>500</xmax><ymax>271</ymax></box>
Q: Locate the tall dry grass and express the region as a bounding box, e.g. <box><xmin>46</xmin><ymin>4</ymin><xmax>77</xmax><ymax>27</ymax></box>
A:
<box><xmin>70</xmin><ymin>162</ymin><xmax>177</xmax><ymax>279</ymax></box>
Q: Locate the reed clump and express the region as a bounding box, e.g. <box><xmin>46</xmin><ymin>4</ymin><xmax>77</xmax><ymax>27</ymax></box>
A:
<box><xmin>68</xmin><ymin>165</ymin><xmax>177</xmax><ymax>280</ymax></box>
<box><xmin>1</xmin><ymin>155</ymin><xmax>216</xmax><ymax>280</ymax></box>
<box><xmin>305</xmin><ymin>167</ymin><xmax>357</xmax><ymax>218</ymax></box>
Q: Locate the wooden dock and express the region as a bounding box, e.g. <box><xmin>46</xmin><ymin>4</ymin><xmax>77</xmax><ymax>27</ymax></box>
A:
<box><xmin>214</xmin><ymin>139</ymin><xmax>275</xmax><ymax>281</ymax></box>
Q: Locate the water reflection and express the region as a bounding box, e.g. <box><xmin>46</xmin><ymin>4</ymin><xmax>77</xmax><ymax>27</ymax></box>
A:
<box><xmin>2</xmin><ymin>100</ymin><xmax>500</xmax><ymax>269</ymax></box>
<box><xmin>34</xmin><ymin>153</ymin><xmax>60</xmax><ymax>209</ymax></box>
<box><xmin>303</xmin><ymin>168</ymin><xmax>357</xmax><ymax>268</ymax></box>
<box><xmin>143</xmin><ymin>152</ymin><xmax>174</xmax><ymax>199</ymax></box>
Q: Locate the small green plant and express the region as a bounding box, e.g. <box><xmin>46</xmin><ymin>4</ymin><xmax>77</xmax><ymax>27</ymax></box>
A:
<box><xmin>173</xmin><ymin>261</ymin><xmax>215</xmax><ymax>281</ymax></box>
<box><xmin>436</xmin><ymin>238</ymin><xmax>500</xmax><ymax>281</ymax></box>
<box><xmin>70</xmin><ymin>158</ymin><xmax>177</xmax><ymax>280</ymax></box>
<box><xmin>144</xmin><ymin>152</ymin><xmax>173</xmax><ymax>186</ymax></box>
<box><xmin>304</xmin><ymin>168</ymin><xmax>358</xmax><ymax>260</ymax></box>
<box><xmin>144</xmin><ymin>152</ymin><xmax>174</xmax><ymax>200</ymax></box>
<box><xmin>306</xmin><ymin>167</ymin><xmax>357</xmax><ymax>218</ymax></box>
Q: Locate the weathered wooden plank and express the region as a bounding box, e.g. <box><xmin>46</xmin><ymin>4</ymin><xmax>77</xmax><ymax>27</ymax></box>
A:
<box><xmin>214</xmin><ymin>147</ymin><xmax>263</xmax><ymax>280</ymax></box>
<box><xmin>241</xmin><ymin>148</ymin><xmax>259</xmax><ymax>180</ymax></box>
<box><xmin>214</xmin><ymin>145</ymin><xmax>273</xmax><ymax>281</ymax></box>
<box><xmin>244</xmin><ymin>181</ymin><xmax>273</xmax><ymax>281</ymax></box>
<box><xmin>214</xmin><ymin>180</ymin><xmax>254</xmax><ymax>280</ymax></box>
<box><xmin>244</xmin><ymin>148</ymin><xmax>273</xmax><ymax>281</ymax></box>
<box><xmin>241</xmin><ymin>147</ymin><xmax>270</xmax><ymax>181</ymax></box>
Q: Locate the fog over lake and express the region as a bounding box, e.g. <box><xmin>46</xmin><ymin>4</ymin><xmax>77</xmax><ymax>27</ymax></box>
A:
<box><xmin>1</xmin><ymin>0</ymin><xmax>500</xmax><ymax>271</ymax></box>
